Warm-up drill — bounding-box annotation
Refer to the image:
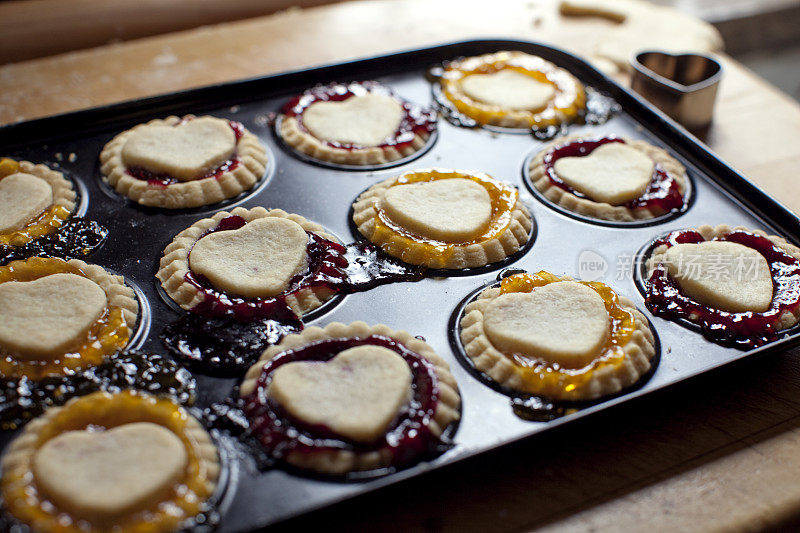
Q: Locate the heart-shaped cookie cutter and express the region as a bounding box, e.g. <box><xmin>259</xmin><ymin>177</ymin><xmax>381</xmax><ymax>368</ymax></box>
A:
<box><xmin>631</xmin><ymin>51</ymin><xmax>722</xmax><ymax>130</ymax></box>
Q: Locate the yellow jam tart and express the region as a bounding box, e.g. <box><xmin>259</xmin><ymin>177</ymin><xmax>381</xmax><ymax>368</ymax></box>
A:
<box><xmin>352</xmin><ymin>168</ymin><xmax>533</xmax><ymax>269</ymax></box>
<box><xmin>438</xmin><ymin>51</ymin><xmax>586</xmax><ymax>129</ymax></box>
<box><xmin>1</xmin><ymin>390</ymin><xmax>219</xmax><ymax>533</ymax></box>
<box><xmin>0</xmin><ymin>257</ymin><xmax>138</xmax><ymax>380</ymax></box>
<box><xmin>0</xmin><ymin>158</ymin><xmax>77</xmax><ymax>247</ymax></box>
<box><xmin>459</xmin><ymin>271</ymin><xmax>656</xmax><ymax>400</ymax></box>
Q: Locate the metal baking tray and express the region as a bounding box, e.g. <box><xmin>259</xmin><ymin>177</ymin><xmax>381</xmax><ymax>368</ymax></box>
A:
<box><xmin>1</xmin><ymin>39</ymin><xmax>799</xmax><ymax>532</ymax></box>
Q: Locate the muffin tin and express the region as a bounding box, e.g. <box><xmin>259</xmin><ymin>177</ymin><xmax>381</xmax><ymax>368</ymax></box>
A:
<box><xmin>1</xmin><ymin>39</ymin><xmax>799</xmax><ymax>531</ymax></box>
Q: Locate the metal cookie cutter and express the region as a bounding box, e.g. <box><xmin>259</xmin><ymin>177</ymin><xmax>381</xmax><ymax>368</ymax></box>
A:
<box><xmin>631</xmin><ymin>51</ymin><xmax>722</xmax><ymax>130</ymax></box>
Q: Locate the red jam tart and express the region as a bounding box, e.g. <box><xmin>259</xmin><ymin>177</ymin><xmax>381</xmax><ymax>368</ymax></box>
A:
<box><xmin>437</xmin><ymin>51</ymin><xmax>586</xmax><ymax>129</ymax></box>
<box><xmin>279</xmin><ymin>81</ymin><xmax>437</xmax><ymax>166</ymax></box>
<box><xmin>645</xmin><ymin>224</ymin><xmax>800</xmax><ymax>348</ymax></box>
<box><xmin>0</xmin><ymin>158</ymin><xmax>77</xmax><ymax>247</ymax></box>
<box><xmin>239</xmin><ymin>322</ymin><xmax>461</xmax><ymax>475</ymax></box>
<box><xmin>157</xmin><ymin>207</ymin><xmax>347</xmax><ymax>321</ymax></box>
<box><xmin>100</xmin><ymin>115</ymin><xmax>268</xmax><ymax>209</ymax></box>
<box><xmin>352</xmin><ymin>168</ymin><xmax>533</xmax><ymax>269</ymax></box>
<box><xmin>460</xmin><ymin>271</ymin><xmax>656</xmax><ymax>401</ymax></box>
<box><xmin>1</xmin><ymin>390</ymin><xmax>218</xmax><ymax>533</ymax></box>
<box><xmin>528</xmin><ymin>134</ymin><xmax>688</xmax><ymax>222</ymax></box>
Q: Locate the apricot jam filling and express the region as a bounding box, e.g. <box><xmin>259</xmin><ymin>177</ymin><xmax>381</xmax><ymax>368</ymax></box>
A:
<box><xmin>497</xmin><ymin>271</ymin><xmax>635</xmax><ymax>396</ymax></box>
<box><xmin>0</xmin><ymin>258</ymin><xmax>131</xmax><ymax>380</ymax></box>
<box><xmin>440</xmin><ymin>52</ymin><xmax>586</xmax><ymax>128</ymax></box>
<box><xmin>372</xmin><ymin>169</ymin><xmax>519</xmax><ymax>268</ymax></box>
<box><xmin>0</xmin><ymin>158</ymin><xmax>71</xmax><ymax>247</ymax></box>
<box><xmin>1</xmin><ymin>390</ymin><xmax>215</xmax><ymax>533</ymax></box>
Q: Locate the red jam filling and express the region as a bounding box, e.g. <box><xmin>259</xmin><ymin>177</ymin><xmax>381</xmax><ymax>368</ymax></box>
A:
<box><xmin>184</xmin><ymin>215</ymin><xmax>348</xmax><ymax>321</ymax></box>
<box><xmin>242</xmin><ymin>335</ymin><xmax>443</xmax><ymax>470</ymax></box>
<box><xmin>645</xmin><ymin>230</ymin><xmax>800</xmax><ymax>348</ymax></box>
<box><xmin>542</xmin><ymin>136</ymin><xmax>684</xmax><ymax>213</ymax></box>
<box><xmin>126</xmin><ymin>120</ymin><xmax>244</xmax><ymax>187</ymax></box>
<box><xmin>283</xmin><ymin>81</ymin><xmax>437</xmax><ymax>151</ymax></box>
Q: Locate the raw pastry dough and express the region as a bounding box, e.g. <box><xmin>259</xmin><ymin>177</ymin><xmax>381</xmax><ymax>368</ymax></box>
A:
<box><xmin>0</xmin><ymin>173</ymin><xmax>53</xmax><ymax>232</ymax></box>
<box><xmin>0</xmin><ymin>273</ymin><xmax>107</xmax><ymax>359</ymax></box>
<box><xmin>121</xmin><ymin>116</ymin><xmax>236</xmax><ymax>181</ymax></box>
<box><xmin>553</xmin><ymin>142</ymin><xmax>654</xmax><ymax>205</ymax></box>
<box><xmin>268</xmin><ymin>345</ymin><xmax>412</xmax><ymax>443</ymax></box>
<box><xmin>460</xmin><ymin>70</ymin><xmax>555</xmax><ymax>111</ymax></box>
<box><xmin>303</xmin><ymin>93</ymin><xmax>404</xmax><ymax>147</ymax></box>
<box><xmin>189</xmin><ymin>217</ymin><xmax>309</xmax><ymax>298</ymax></box>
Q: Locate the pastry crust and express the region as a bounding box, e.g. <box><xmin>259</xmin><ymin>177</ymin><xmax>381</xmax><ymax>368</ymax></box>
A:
<box><xmin>279</xmin><ymin>82</ymin><xmax>435</xmax><ymax>166</ymax></box>
<box><xmin>1</xmin><ymin>390</ymin><xmax>218</xmax><ymax>533</ymax></box>
<box><xmin>0</xmin><ymin>160</ymin><xmax>77</xmax><ymax>246</ymax></box>
<box><xmin>241</xmin><ymin>321</ymin><xmax>461</xmax><ymax>475</ymax></box>
<box><xmin>528</xmin><ymin>134</ymin><xmax>688</xmax><ymax>222</ymax></box>
<box><xmin>352</xmin><ymin>169</ymin><xmax>533</xmax><ymax>269</ymax></box>
<box><xmin>0</xmin><ymin>257</ymin><xmax>139</xmax><ymax>379</ymax></box>
<box><xmin>439</xmin><ymin>51</ymin><xmax>586</xmax><ymax>129</ymax></box>
<box><xmin>99</xmin><ymin>115</ymin><xmax>268</xmax><ymax>209</ymax></box>
<box><xmin>646</xmin><ymin>224</ymin><xmax>800</xmax><ymax>332</ymax></box>
<box><xmin>459</xmin><ymin>275</ymin><xmax>656</xmax><ymax>401</ymax></box>
<box><xmin>157</xmin><ymin>206</ymin><xmax>339</xmax><ymax>316</ymax></box>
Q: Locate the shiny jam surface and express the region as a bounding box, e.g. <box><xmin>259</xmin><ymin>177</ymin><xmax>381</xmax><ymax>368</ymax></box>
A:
<box><xmin>645</xmin><ymin>230</ymin><xmax>800</xmax><ymax>348</ymax></box>
<box><xmin>439</xmin><ymin>52</ymin><xmax>586</xmax><ymax>128</ymax></box>
<box><xmin>0</xmin><ymin>257</ymin><xmax>131</xmax><ymax>380</ymax></box>
<box><xmin>125</xmin><ymin>120</ymin><xmax>243</xmax><ymax>187</ymax></box>
<box><xmin>372</xmin><ymin>169</ymin><xmax>519</xmax><ymax>268</ymax></box>
<box><xmin>542</xmin><ymin>136</ymin><xmax>684</xmax><ymax>213</ymax></box>
<box><xmin>1</xmin><ymin>390</ymin><xmax>215</xmax><ymax>533</ymax></box>
<box><xmin>0</xmin><ymin>217</ymin><xmax>109</xmax><ymax>266</ymax></box>
<box><xmin>497</xmin><ymin>271</ymin><xmax>636</xmax><ymax>397</ymax></box>
<box><xmin>283</xmin><ymin>81</ymin><xmax>437</xmax><ymax>150</ymax></box>
<box><xmin>0</xmin><ymin>158</ymin><xmax>72</xmax><ymax>246</ymax></box>
<box><xmin>242</xmin><ymin>335</ymin><xmax>445</xmax><ymax>472</ymax></box>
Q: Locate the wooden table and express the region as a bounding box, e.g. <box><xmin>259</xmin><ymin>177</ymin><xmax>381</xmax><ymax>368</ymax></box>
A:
<box><xmin>4</xmin><ymin>1</ymin><xmax>800</xmax><ymax>531</ymax></box>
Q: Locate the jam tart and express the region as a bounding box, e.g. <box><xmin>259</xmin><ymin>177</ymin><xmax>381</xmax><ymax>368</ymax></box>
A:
<box><xmin>0</xmin><ymin>158</ymin><xmax>77</xmax><ymax>247</ymax></box>
<box><xmin>100</xmin><ymin>115</ymin><xmax>268</xmax><ymax>209</ymax></box>
<box><xmin>279</xmin><ymin>81</ymin><xmax>437</xmax><ymax>167</ymax></box>
<box><xmin>645</xmin><ymin>224</ymin><xmax>800</xmax><ymax>348</ymax></box>
<box><xmin>157</xmin><ymin>206</ymin><xmax>344</xmax><ymax>318</ymax></box>
<box><xmin>460</xmin><ymin>271</ymin><xmax>656</xmax><ymax>401</ymax></box>
<box><xmin>240</xmin><ymin>321</ymin><xmax>461</xmax><ymax>476</ymax></box>
<box><xmin>1</xmin><ymin>390</ymin><xmax>219</xmax><ymax>533</ymax></box>
<box><xmin>0</xmin><ymin>257</ymin><xmax>138</xmax><ymax>380</ymax></box>
<box><xmin>528</xmin><ymin>134</ymin><xmax>688</xmax><ymax>222</ymax></box>
<box><xmin>352</xmin><ymin>168</ymin><xmax>533</xmax><ymax>269</ymax></box>
<box><xmin>438</xmin><ymin>51</ymin><xmax>586</xmax><ymax>129</ymax></box>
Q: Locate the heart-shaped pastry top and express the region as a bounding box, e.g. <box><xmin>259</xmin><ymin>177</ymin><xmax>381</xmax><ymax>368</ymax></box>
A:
<box><xmin>33</xmin><ymin>422</ymin><xmax>187</xmax><ymax>523</ymax></box>
<box><xmin>0</xmin><ymin>273</ymin><xmax>107</xmax><ymax>360</ymax></box>
<box><xmin>189</xmin><ymin>217</ymin><xmax>310</xmax><ymax>299</ymax></box>
<box><xmin>303</xmin><ymin>93</ymin><xmax>404</xmax><ymax>147</ymax></box>
<box><xmin>553</xmin><ymin>142</ymin><xmax>655</xmax><ymax>205</ymax></box>
<box><xmin>663</xmin><ymin>241</ymin><xmax>773</xmax><ymax>313</ymax></box>
<box><xmin>460</xmin><ymin>69</ymin><xmax>556</xmax><ymax>111</ymax></box>
<box><xmin>0</xmin><ymin>173</ymin><xmax>53</xmax><ymax>233</ymax></box>
<box><xmin>382</xmin><ymin>178</ymin><xmax>492</xmax><ymax>243</ymax></box>
<box><xmin>268</xmin><ymin>345</ymin><xmax>413</xmax><ymax>444</ymax></box>
<box><xmin>121</xmin><ymin>116</ymin><xmax>236</xmax><ymax>181</ymax></box>
<box><xmin>483</xmin><ymin>281</ymin><xmax>611</xmax><ymax>369</ymax></box>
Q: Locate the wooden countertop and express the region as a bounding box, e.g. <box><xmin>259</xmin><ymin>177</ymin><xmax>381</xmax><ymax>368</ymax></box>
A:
<box><xmin>4</xmin><ymin>1</ymin><xmax>800</xmax><ymax>531</ymax></box>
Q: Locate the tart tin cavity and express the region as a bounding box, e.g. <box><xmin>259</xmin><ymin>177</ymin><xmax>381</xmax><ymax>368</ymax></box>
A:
<box><xmin>0</xmin><ymin>39</ymin><xmax>799</xmax><ymax>531</ymax></box>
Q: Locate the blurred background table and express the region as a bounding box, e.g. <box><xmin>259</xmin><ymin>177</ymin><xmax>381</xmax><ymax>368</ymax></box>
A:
<box><xmin>2</xmin><ymin>0</ymin><xmax>800</xmax><ymax>531</ymax></box>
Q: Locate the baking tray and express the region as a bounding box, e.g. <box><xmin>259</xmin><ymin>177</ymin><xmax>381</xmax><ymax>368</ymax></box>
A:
<box><xmin>1</xmin><ymin>39</ymin><xmax>800</xmax><ymax>532</ymax></box>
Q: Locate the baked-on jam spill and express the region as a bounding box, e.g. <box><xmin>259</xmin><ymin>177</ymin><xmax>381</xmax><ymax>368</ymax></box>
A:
<box><xmin>125</xmin><ymin>120</ymin><xmax>243</xmax><ymax>187</ymax></box>
<box><xmin>161</xmin><ymin>216</ymin><xmax>425</xmax><ymax>374</ymax></box>
<box><xmin>0</xmin><ymin>351</ymin><xmax>195</xmax><ymax>430</ymax></box>
<box><xmin>283</xmin><ymin>81</ymin><xmax>437</xmax><ymax>150</ymax></box>
<box><xmin>511</xmin><ymin>396</ymin><xmax>579</xmax><ymax>422</ymax></box>
<box><xmin>543</xmin><ymin>135</ymin><xmax>684</xmax><ymax>212</ymax></box>
<box><xmin>237</xmin><ymin>335</ymin><xmax>448</xmax><ymax>474</ymax></box>
<box><xmin>0</xmin><ymin>217</ymin><xmax>108</xmax><ymax>266</ymax></box>
<box><xmin>645</xmin><ymin>230</ymin><xmax>800</xmax><ymax>348</ymax></box>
